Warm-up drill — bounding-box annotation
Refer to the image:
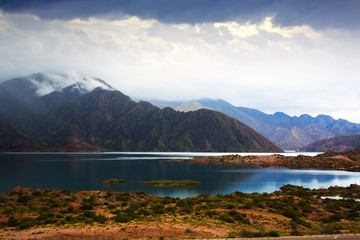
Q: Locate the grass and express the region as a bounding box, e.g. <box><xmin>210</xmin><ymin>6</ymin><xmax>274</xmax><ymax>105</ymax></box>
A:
<box><xmin>143</xmin><ymin>180</ymin><xmax>200</xmax><ymax>188</ymax></box>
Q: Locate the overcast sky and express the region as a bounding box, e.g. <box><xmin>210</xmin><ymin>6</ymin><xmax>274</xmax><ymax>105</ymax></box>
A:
<box><xmin>1</xmin><ymin>0</ymin><xmax>360</xmax><ymax>122</ymax></box>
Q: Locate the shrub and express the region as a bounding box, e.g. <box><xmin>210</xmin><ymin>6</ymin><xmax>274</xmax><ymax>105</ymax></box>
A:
<box><xmin>205</xmin><ymin>210</ymin><xmax>217</xmax><ymax>218</ymax></box>
<box><xmin>7</xmin><ymin>217</ymin><xmax>18</xmax><ymax>227</ymax></box>
<box><xmin>240</xmin><ymin>230</ymin><xmax>254</xmax><ymax>238</ymax></box>
<box><xmin>114</xmin><ymin>214</ymin><xmax>133</xmax><ymax>223</ymax></box>
<box><xmin>95</xmin><ymin>214</ymin><xmax>108</xmax><ymax>224</ymax></box>
<box><xmin>61</xmin><ymin>189</ymin><xmax>72</xmax><ymax>195</ymax></box>
<box><xmin>152</xmin><ymin>204</ymin><xmax>165</xmax><ymax>214</ymax></box>
<box><xmin>225</xmin><ymin>203</ymin><xmax>235</xmax><ymax>209</ymax></box>
<box><xmin>267</xmin><ymin>230</ymin><xmax>280</xmax><ymax>237</ymax></box>
<box><xmin>290</xmin><ymin>230</ymin><xmax>303</xmax><ymax>236</ymax></box>
<box><xmin>80</xmin><ymin>204</ymin><xmax>94</xmax><ymax>210</ymax></box>
<box><xmin>82</xmin><ymin>210</ymin><xmax>96</xmax><ymax>219</ymax></box>
<box><xmin>17</xmin><ymin>218</ymin><xmax>37</xmax><ymax>230</ymax></box>
<box><xmin>18</xmin><ymin>195</ymin><xmax>32</xmax><ymax>203</ymax></box>
<box><xmin>227</xmin><ymin>231</ymin><xmax>238</xmax><ymax>238</ymax></box>
<box><xmin>218</xmin><ymin>214</ymin><xmax>235</xmax><ymax>223</ymax></box>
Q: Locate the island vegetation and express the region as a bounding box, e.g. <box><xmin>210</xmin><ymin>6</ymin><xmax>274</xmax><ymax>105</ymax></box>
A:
<box><xmin>102</xmin><ymin>178</ymin><xmax>127</xmax><ymax>185</ymax></box>
<box><xmin>143</xmin><ymin>180</ymin><xmax>200</xmax><ymax>188</ymax></box>
<box><xmin>1</xmin><ymin>184</ymin><xmax>360</xmax><ymax>239</ymax></box>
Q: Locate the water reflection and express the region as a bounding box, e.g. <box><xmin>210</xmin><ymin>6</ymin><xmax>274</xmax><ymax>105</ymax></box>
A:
<box><xmin>0</xmin><ymin>153</ymin><xmax>359</xmax><ymax>198</ymax></box>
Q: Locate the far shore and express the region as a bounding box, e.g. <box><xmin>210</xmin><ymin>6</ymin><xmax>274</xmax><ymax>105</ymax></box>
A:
<box><xmin>168</xmin><ymin>150</ymin><xmax>360</xmax><ymax>172</ymax></box>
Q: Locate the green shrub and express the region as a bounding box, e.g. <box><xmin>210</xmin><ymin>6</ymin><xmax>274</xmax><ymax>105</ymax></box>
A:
<box><xmin>267</xmin><ymin>230</ymin><xmax>280</xmax><ymax>237</ymax></box>
<box><xmin>218</xmin><ymin>214</ymin><xmax>235</xmax><ymax>223</ymax></box>
<box><xmin>225</xmin><ymin>203</ymin><xmax>235</xmax><ymax>209</ymax></box>
<box><xmin>80</xmin><ymin>204</ymin><xmax>94</xmax><ymax>210</ymax></box>
<box><xmin>18</xmin><ymin>195</ymin><xmax>32</xmax><ymax>203</ymax></box>
<box><xmin>283</xmin><ymin>208</ymin><xmax>299</xmax><ymax>218</ymax></box>
<box><xmin>240</xmin><ymin>230</ymin><xmax>254</xmax><ymax>238</ymax></box>
<box><xmin>290</xmin><ymin>230</ymin><xmax>303</xmax><ymax>236</ymax></box>
<box><xmin>152</xmin><ymin>204</ymin><xmax>165</xmax><ymax>214</ymax></box>
<box><xmin>205</xmin><ymin>210</ymin><xmax>217</xmax><ymax>218</ymax></box>
<box><xmin>61</xmin><ymin>189</ymin><xmax>72</xmax><ymax>195</ymax></box>
<box><xmin>95</xmin><ymin>214</ymin><xmax>108</xmax><ymax>224</ymax></box>
<box><xmin>17</xmin><ymin>218</ymin><xmax>36</xmax><ymax>230</ymax></box>
<box><xmin>114</xmin><ymin>214</ymin><xmax>133</xmax><ymax>223</ymax></box>
<box><xmin>82</xmin><ymin>210</ymin><xmax>96</xmax><ymax>219</ymax></box>
<box><xmin>227</xmin><ymin>231</ymin><xmax>238</xmax><ymax>238</ymax></box>
<box><xmin>7</xmin><ymin>217</ymin><xmax>18</xmax><ymax>227</ymax></box>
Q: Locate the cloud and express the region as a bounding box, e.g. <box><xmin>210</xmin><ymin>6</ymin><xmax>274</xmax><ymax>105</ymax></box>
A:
<box><xmin>1</xmin><ymin>0</ymin><xmax>360</xmax><ymax>30</ymax></box>
<box><xmin>27</xmin><ymin>72</ymin><xmax>114</xmax><ymax>96</ymax></box>
<box><xmin>0</xmin><ymin>11</ymin><xmax>360</xmax><ymax>122</ymax></box>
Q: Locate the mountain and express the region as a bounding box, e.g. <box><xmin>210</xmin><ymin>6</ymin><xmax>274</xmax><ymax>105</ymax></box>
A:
<box><xmin>0</xmin><ymin>72</ymin><xmax>114</xmax><ymax>119</ymax></box>
<box><xmin>151</xmin><ymin>99</ymin><xmax>360</xmax><ymax>150</ymax></box>
<box><xmin>0</xmin><ymin>74</ymin><xmax>282</xmax><ymax>152</ymax></box>
<box><xmin>301</xmin><ymin>134</ymin><xmax>360</xmax><ymax>152</ymax></box>
<box><xmin>30</xmin><ymin>89</ymin><xmax>281</xmax><ymax>152</ymax></box>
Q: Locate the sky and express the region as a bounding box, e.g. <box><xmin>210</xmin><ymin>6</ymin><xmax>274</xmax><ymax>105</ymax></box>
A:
<box><xmin>1</xmin><ymin>0</ymin><xmax>360</xmax><ymax>122</ymax></box>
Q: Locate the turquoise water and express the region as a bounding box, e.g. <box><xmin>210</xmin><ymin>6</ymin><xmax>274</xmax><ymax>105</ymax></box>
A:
<box><xmin>1</xmin><ymin>152</ymin><xmax>359</xmax><ymax>198</ymax></box>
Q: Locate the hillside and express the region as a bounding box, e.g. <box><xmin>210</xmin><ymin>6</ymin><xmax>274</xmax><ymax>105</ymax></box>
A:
<box><xmin>0</xmin><ymin>73</ymin><xmax>282</xmax><ymax>152</ymax></box>
<box><xmin>152</xmin><ymin>99</ymin><xmax>360</xmax><ymax>150</ymax></box>
<box><xmin>1</xmin><ymin>184</ymin><xmax>360</xmax><ymax>238</ymax></box>
<box><xmin>29</xmin><ymin>88</ymin><xmax>282</xmax><ymax>152</ymax></box>
<box><xmin>301</xmin><ymin>134</ymin><xmax>360</xmax><ymax>152</ymax></box>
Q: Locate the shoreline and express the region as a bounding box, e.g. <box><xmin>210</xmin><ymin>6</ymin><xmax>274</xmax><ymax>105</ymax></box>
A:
<box><xmin>168</xmin><ymin>151</ymin><xmax>360</xmax><ymax>172</ymax></box>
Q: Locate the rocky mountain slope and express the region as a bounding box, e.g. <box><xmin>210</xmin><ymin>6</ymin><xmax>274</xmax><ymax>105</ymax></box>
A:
<box><xmin>0</xmin><ymin>73</ymin><xmax>282</xmax><ymax>152</ymax></box>
<box><xmin>301</xmin><ymin>134</ymin><xmax>360</xmax><ymax>152</ymax></box>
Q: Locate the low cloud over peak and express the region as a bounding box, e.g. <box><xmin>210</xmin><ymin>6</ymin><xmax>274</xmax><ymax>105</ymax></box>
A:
<box><xmin>22</xmin><ymin>72</ymin><xmax>114</xmax><ymax>96</ymax></box>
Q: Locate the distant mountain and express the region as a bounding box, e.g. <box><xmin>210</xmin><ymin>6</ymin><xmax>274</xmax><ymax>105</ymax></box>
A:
<box><xmin>151</xmin><ymin>99</ymin><xmax>360</xmax><ymax>150</ymax></box>
<box><xmin>301</xmin><ymin>134</ymin><xmax>360</xmax><ymax>152</ymax></box>
<box><xmin>0</xmin><ymin>74</ymin><xmax>282</xmax><ymax>152</ymax></box>
<box><xmin>174</xmin><ymin>102</ymin><xmax>211</xmax><ymax>112</ymax></box>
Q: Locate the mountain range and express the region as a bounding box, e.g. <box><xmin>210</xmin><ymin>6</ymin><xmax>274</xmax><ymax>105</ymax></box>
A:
<box><xmin>151</xmin><ymin>99</ymin><xmax>360</xmax><ymax>150</ymax></box>
<box><xmin>0</xmin><ymin>73</ymin><xmax>282</xmax><ymax>152</ymax></box>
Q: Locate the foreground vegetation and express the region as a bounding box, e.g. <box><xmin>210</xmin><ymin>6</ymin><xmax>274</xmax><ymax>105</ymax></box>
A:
<box><xmin>1</xmin><ymin>184</ymin><xmax>360</xmax><ymax>239</ymax></box>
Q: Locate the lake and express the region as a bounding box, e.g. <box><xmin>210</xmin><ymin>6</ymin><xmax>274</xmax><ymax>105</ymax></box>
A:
<box><xmin>1</xmin><ymin>152</ymin><xmax>360</xmax><ymax>198</ymax></box>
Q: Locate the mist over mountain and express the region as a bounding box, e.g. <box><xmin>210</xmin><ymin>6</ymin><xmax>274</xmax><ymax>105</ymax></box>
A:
<box><xmin>0</xmin><ymin>73</ymin><xmax>282</xmax><ymax>152</ymax></box>
<box><xmin>0</xmin><ymin>72</ymin><xmax>114</xmax><ymax>119</ymax></box>
<box><xmin>151</xmin><ymin>99</ymin><xmax>360</xmax><ymax>150</ymax></box>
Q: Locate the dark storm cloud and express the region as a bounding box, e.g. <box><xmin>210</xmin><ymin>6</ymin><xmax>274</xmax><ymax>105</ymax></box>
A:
<box><xmin>1</xmin><ymin>0</ymin><xmax>360</xmax><ymax>29</ymax></box>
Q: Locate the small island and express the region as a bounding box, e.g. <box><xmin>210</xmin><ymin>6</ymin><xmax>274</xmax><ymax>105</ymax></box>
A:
<box><xmin>102</xmin><ymin>178</ymin><xmax>127</xmax><ymax>184</ymax></box>
<box><xmin>143</xmin><ymin>180</ymin><xmax>200</xmax><ymax>188</ymax></box>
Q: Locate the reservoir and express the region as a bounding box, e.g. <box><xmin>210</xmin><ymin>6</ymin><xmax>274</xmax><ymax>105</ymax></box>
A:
<box><xmin>1</xmin><ymin>152</ymin><xmax>359</xmax><ymax>198</ymax></box>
